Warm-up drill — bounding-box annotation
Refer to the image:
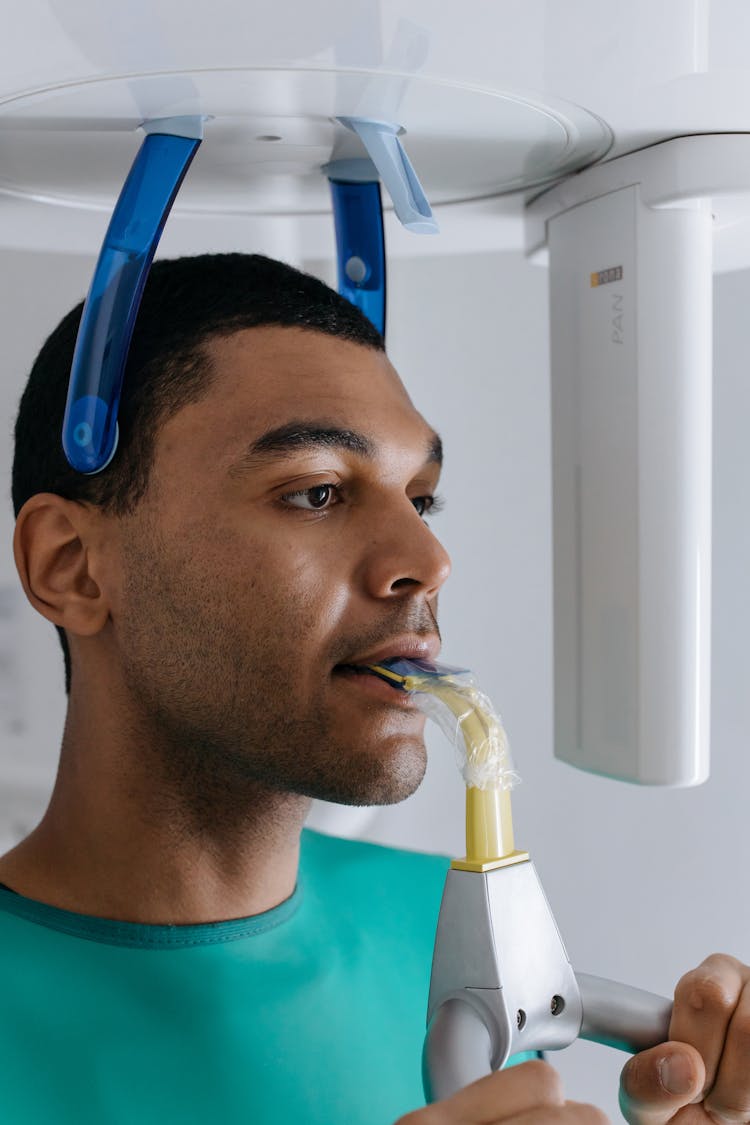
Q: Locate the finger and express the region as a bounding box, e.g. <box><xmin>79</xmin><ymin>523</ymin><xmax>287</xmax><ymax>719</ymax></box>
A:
<box><xmin>619</xmin><ymin>1042</ymin><xmax>705</xmax><ymax>1125</ymax></box>
<box><xmin>440</xmin><ymin>1060</ymin><xmax>564</xmax><ymax>1122</ymax></box>
<box><xmin>704</xmin><ymin>978</ymin><xmax>750</xmax><ymax>1123</ymax></box>
<box><xmin>670</xmin><ymin>954</ymin><xmax>747</xmax><ymax>1095</ymax></box>
<box><xmin>512</xmin><ymin>1104</ymin><xmax>610</xmax><ymax>1124</ymax></box>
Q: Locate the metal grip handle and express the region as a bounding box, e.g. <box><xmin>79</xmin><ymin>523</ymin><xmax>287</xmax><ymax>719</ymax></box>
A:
<box><xmin>576</xmin><ymin>973</ymin><xmax>673</xmax><ymax>1053</ymax></box>
<box><xmin>423</xmin><ymin>976</ymin><xmax>673</xmax><ymax>1105</ymax></box>
<box><xmin>423</xmin><ymin>998</ymin><xmax>494</xmax><ymax>1104</ymax></box>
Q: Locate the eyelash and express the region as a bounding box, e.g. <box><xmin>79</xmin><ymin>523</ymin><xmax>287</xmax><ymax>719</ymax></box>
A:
<box><xmin>280</xmin><ymin>483</ymin><xmax>445</xmax><ymax>519</ymax></box>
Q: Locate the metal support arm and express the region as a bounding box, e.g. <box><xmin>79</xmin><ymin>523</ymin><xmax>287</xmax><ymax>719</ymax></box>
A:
<box><xmin>423</xmin><ymin>861</ymin><xmax>673</xmax><ymax>1103</ymax></box>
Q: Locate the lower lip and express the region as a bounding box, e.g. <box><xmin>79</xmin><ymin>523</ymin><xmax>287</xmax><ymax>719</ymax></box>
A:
<box><xmin>332</xmin><ymin>667</ymin><xmax>419</xmax><ymax>707</ymax></box>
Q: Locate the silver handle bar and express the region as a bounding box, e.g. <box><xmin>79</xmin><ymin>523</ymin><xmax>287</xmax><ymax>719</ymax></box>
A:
<box><xmin>423</xmin><ymin>974</ymin><xmax>673</xmax><ymax>1102</ymax></box>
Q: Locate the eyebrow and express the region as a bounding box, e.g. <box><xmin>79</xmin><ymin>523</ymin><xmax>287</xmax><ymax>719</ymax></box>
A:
<box><xmin>229</xmin><ymin>420</ymin><xmax>443</xmax><ymax>472</ymax></box>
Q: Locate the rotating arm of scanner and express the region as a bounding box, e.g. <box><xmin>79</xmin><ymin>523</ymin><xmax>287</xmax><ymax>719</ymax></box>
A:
<box><xmin>62</xmin><ymin>117</ymin><xmax>202</xmax><ymax>474</ymax></box>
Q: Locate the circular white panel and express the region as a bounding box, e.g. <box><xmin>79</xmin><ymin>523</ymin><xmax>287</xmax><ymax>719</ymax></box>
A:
<box><xmin>0</xmin><ymin>69</ymin><xmax>611</xmax><ymax>215</ymax></box>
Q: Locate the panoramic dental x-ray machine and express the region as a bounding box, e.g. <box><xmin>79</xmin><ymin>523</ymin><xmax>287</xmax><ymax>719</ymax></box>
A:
<box><xmin>59</xmin><ymin>108</ymin><xmax>746</xmax><ymax>1100</ymax></box>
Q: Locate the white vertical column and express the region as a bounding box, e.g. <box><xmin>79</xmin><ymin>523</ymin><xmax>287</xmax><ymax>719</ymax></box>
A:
<box><xmin>547</xmin><ymin>185</ymin><xmax>712</xmax><ymax>785</ymax></box>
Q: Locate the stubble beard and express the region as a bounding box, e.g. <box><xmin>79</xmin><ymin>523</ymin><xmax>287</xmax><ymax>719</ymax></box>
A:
<box><xmin>117</xmin><ymin>536</ymin><xmax>427</xmax><ymax>838</ymax></box>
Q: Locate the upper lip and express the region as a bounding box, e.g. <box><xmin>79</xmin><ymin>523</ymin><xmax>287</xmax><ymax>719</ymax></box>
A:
<box><xmin>339</xmin><ymin>634</ymin><xmax>441</xmax><ymax>667</ymax></box>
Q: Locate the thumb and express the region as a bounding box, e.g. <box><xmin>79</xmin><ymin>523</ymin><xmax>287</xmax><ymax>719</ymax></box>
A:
<box><xmin>619</xmin><ymin>1042</ymin><xmax>706</xmax><ymax>1124</ymax></box>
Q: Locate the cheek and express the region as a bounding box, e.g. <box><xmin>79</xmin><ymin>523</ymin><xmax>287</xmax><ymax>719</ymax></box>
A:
<box><xmin>219</xmin><ymin>531</ymin><xmax>353</xmax><ymax>643</ymax></box>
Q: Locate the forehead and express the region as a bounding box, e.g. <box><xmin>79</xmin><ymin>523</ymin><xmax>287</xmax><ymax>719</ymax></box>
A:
<box><xmin>195</xmin><ymin>325</ymin><xmax>433</xmax><ymax>459</ymax></box>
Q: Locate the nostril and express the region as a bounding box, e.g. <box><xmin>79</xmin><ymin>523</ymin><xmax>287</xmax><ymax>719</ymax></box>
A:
<box><xmin>390</xmin><ymin>577</ymin><xmax>421</xmax><ymax>591</ymax></box>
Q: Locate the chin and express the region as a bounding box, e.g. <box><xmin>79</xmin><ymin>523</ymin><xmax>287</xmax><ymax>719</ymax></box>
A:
<box><xmin>312</xmin><ymin>736</ymin><xmax>427</xmax><ymax>807</ymax></box>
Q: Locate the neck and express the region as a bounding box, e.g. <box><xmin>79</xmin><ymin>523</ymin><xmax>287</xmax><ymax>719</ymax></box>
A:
<box><xmin>0</xmin><ymin>689</ymin><xmax>311</xmax><ymax>924</ymax></box>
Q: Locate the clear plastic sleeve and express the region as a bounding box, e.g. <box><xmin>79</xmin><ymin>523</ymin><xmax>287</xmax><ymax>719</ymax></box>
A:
<box><xmin>377</xmin><ymin>659</ymin><xmax>520</xmax><ymax>791</ymax></box>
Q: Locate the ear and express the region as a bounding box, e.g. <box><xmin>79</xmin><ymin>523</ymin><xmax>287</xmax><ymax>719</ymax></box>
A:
<box><xmin>13</xmin><ymin>494</ymin><xmax>111</xmax><ymax>637</ymax></box>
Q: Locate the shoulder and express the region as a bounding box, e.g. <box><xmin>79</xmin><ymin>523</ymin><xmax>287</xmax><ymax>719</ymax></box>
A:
<box><xmin>301</xmin><ymin>827</ymin><xmax>450</xmax><ymax>881</ymax></box>
<box><xmin>300</xmin><ymin>828</ymin><xmax>450</xmax><ymax>924</ymax></box>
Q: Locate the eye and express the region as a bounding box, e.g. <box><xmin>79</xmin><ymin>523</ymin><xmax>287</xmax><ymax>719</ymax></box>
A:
<box><xmin>282</xmin><ymin>483</ymin><xmax>340</xmax><ymax>511</ymax></box>
<box><xmin>411</xmin><ymin>494</ymin><xmax>444</xmax><ymax>518</ymax></box>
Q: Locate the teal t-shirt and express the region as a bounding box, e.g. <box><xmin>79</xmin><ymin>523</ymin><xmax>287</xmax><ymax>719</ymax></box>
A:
<box><xmin>0</xmin><ymin>828</ymin><xmax>535</xmax><ymax>1124</ymax></box>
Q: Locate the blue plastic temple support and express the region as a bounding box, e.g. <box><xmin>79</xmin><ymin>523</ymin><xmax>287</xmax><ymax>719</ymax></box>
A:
<box><xmin>62</xmin><ymin>117</ymin><xmax>203</xmax><ymax>474</ymax></box>
<box><xmin>328</xmin><ymin>175</ymin><xmax>387</xmax><ymax>337</ymax></box>
<box><xmin>324</xmin><ymin>117</ymin><xmax>438</xmax><ymax>339</ymax></box>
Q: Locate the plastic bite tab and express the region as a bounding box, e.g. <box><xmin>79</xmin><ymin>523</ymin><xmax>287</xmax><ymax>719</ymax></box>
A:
<box><xmin>62</xmin><ymin>117</ymin><xmax>203</xmax><ymax>474</ymax></box>
<box><xmin>364</xmin><ymin>657</ymin><xmax>468</xmax><ymax>691</ymax></box>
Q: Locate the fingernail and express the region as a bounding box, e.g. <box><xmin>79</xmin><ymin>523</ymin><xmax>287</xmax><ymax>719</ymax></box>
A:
<box><xmin>659</xmin><ymin>1054</ymin><xmax>695</xmax><ymax>1095</ymax></box>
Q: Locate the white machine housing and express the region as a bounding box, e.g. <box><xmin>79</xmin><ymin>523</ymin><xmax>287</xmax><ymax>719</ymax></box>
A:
<box><xmin>6</xmin><ymin>2</ymin><xmax>750</xmax><ymax>793</ymax></box>
<box><xmin>526</xmin><ymin>134</ymin><xmax>750</xmax><ymax>785</ymax></box>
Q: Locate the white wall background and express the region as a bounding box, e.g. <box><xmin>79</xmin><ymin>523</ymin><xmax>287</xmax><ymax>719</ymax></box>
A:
<box><xmin>0</xmin><ymin>245</ymin><xmax>748</xmax><ymax>1121</ymax></box>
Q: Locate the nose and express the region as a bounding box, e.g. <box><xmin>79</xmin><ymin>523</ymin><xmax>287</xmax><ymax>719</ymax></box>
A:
<box><xmin>360</xmin><ymin>499</ymin><xmax>452</xmax><ymax>600</ymax></box>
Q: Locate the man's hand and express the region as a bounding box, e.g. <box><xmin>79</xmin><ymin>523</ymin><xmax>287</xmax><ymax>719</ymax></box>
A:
<box><xmin>396</xmin><ymin>1059</ymin><xmax>609</xmax><ymax>1123</ymax></box>
<box><xmin>620</xmin><ymin>954</ymin><xmax>750</xmax><ymax>1124</ymax></box>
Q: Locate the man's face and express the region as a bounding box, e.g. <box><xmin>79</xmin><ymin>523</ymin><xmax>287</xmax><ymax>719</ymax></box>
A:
<box><xmin>112</xmin><ymin>326</ymin><xmax>450</xmax><ymax>808</ymax></box>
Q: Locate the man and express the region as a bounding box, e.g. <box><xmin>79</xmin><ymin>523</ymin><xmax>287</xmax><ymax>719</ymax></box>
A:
<box><xmin>0</xmin><ymin>252</ymin><xmax>746</xmax><ymax>1124</ymax></box>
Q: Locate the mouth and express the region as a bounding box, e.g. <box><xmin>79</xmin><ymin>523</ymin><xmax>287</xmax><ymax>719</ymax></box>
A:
<box><xmin>331</xmin><ymin>663</ymin><xmax>419</xmax><ymax>706</ymax></box>
<box><xmin>335</xmin><ymin>664</ymin><xmax>381</xmax><ymax>674</ymax></box>
<box><xmin>331</xmin><ymin>634</ymin><xmax>441</xmax><ymax>703</ymax></box>
<box><xmin>333</xmin><ymin>662</ymin><xmax>404</xmax><ymax>685</ymax></box>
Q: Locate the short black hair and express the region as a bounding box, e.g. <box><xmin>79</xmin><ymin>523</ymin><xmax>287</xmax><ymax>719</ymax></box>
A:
<box><xmin>12</xmin><ymin>252</ymin><xmax>386</xmax><ymax>693</ymax></box>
